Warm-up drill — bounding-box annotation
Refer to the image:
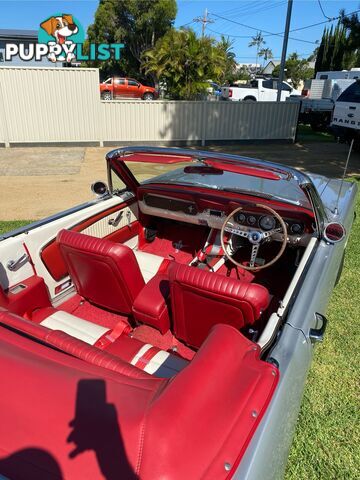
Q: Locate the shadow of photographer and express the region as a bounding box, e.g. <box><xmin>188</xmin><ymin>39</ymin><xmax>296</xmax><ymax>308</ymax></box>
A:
<box><xmin>67</xmin><ymin>379</ymin><xmax>137</xmax><ymax>480</ymax></box>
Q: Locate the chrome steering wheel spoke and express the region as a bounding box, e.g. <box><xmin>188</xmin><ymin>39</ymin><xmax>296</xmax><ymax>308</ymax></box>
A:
<box><xmin>262</xmin><ymin>227</ymin><xmax>282</xmax><ymax>238</ymax></box>
<box><xmin>224</xmin><ymin>224</ymin><xmax>249</xmax><ymax>238</ymax></box>
<box><xmin>249</xmin><ymin>243</ymin><xmax>260</xmax><ymax>268</ymax></box>
<box><xmin>220</xmin><ymin>204</ymin><xmax>288</xmax><ymax>271</ymax></box>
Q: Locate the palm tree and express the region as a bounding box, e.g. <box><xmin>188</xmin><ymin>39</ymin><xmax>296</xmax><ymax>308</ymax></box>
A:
<box><xmin>142</xmin><ymin>28</ymin><xmax>228</xmax><ymax>99</ymax></box>
<box><xmin>259</xmin><ymin>47</ymin><xmax>273</xmax><ymax>68</ymax></box>
<box><xmin>248</xmin><ymin>31</ymin><xmax>265</xmax><ymax>71</ymax></box>
<box><xmin>216</xmin><ymin>35</ymin><xmax>237</xmax><ymax>82</ymax></box>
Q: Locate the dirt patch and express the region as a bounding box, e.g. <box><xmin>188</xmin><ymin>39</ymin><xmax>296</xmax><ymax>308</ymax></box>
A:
<box><xmin>0</xmin><ymin>147</ymin><xmax>85</xmax><ymax>176</ymax></box>
<box><xmin>0</xmin><ymin>142</ymin><xmax>359</xmax><ymax>221</ymax></box>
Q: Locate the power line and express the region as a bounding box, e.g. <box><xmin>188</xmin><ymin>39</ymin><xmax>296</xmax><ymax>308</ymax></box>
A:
<box><xmin>179</xmin><ymin>20</ymin><xmax>195</xmax><ymax>28</ymax></box>
<box><xmin>268</xmin><ymin>8</ymin><xmax>360</xmax><ymax>35</ymax></box>
<box><xmin>209</xmin><ymin>12</ymin><xmax>318</xmax><ymax>44</ymax></box>
<box><xmin>237</xmin><ymin>0</ymin><xmax>287</xmax><ymax>21</ymax></box>
<box><xmin>207</xmin><ymin>27</ymin><xmax>253</xmax><ymax>39</ymax></box>
<box><xmin>221</xmin><ymin>1</ymin><xmax>271</xmax><ymax>19</ymax></box>
<box><xmin>210</xmin><ymin>8</ymin><xmax>360</xmax><ymax>44</ymax></box>
<box><xmin>210</xmin><ymin>1</ymin><xmax>287</xmax><ymax>37</ymax></box>
<box><xmin>317</xmin><ymin>0</ymin><xmax>333</xmax><ymax>21</ymax></box>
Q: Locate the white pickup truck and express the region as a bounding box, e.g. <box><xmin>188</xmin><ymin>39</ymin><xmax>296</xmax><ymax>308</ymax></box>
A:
<box><xmin>331</xmin><ymin>80</ymin><xmax>360</xmax><ymax>149</ymax></box>
<box><xmin>221</xmin><ymin>78</ymin><xmax>299</xmax><ymax>102</ymax></box>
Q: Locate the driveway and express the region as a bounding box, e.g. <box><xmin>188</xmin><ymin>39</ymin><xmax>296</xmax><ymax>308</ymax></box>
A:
<box><xmin>0</xmin><ymin>138</ymin><xmax>359</xmax><ymax>220</ymax></box>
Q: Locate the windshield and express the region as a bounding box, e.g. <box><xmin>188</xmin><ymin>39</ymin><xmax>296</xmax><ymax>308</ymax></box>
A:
<box><xmin>337</xmin><ymin>80</ymin><xmax>360</xmax><ymax>103</ymax></box>
<box><xmin>124</xmin><ymin>160</ymin><xmax>312</xmax><ymax>209</ymax></box>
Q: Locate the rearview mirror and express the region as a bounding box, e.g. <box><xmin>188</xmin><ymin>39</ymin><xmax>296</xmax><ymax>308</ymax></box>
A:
<box><xmin>184</xmin><ymin>166</ymin><xmax>223</xmax><ymax>175</ymax></box>
<box><xmin>91</xmin><ymin>181</ymin><xmax>109</xmax><ymax>197</ymax></box>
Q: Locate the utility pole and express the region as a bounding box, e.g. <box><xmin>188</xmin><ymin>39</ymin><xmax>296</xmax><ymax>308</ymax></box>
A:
<box><xmin>277</xmin><ymin>0</ymin><xmax>293</xmax><ymax>102</ymax></box>
<box><xmin>193</xmin><ymin>8</ymin><xmax>214</xmax><ymax>37</ymax></box>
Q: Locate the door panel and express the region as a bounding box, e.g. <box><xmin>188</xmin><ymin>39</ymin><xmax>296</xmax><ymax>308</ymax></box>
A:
<box><xmin>127</xmin><ymin>79</ymin><xmax>141</xmax><ymax>98</ymax></box>
<box><xmin>0</xmin><ymin>193</ymin><xmax>138</xmax><ymax>301</ymax></box>
<box><xmin>113</xmin><ymin>78</ymin><xmax>127</xmax><ymax>98</ymax></box>
<box><xmin>0</xmin><ymin>275</ymin><xmax>51</xmax><ymax>317</ymax></box>
<box><xmin>40</xmin><ymin>201</ymin><xmax>138</xmax><ymax>282</ymax></box>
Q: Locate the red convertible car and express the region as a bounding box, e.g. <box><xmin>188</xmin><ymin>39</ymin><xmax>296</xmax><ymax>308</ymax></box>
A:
<box><xmin>0</xmin><ymin>147</ymin><xmax>356</xmax><ymax>479</ymax></box>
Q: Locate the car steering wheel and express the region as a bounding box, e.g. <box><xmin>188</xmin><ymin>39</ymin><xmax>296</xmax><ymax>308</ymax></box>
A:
<box><xmin>220</xmin><ymin>204</ymin><xmax>288</xmax><ymax>271</ymax></box>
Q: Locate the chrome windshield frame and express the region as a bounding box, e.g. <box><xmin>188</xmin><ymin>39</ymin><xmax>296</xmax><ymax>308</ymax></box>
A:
<box><xmin>106</xmin><ymin>146</ymin><xmax>327</xmax><ymax>234</ymax></box>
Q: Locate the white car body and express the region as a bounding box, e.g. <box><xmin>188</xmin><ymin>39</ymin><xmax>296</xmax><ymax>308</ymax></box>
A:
<box><xmin>221</xmin><ymin>79</ymin><xmax>299</xmax><ymax>102</ymax></box>
<box><xmin>332</xmin><ymin>81</ymin><xmax>360</xmax><ymax>131</ymax></box>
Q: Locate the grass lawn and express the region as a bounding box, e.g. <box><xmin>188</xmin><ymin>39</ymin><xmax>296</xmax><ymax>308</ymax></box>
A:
<box><xmin>296</xmin><ymin>124</ymin><xmax>335</xmax><ymax>143</ymax></box>
<box><xmin>285</xmin><ymin>179</ymin><xmax>359</xmax><ymax>480</ymax></box>
<box><xmin>0</xmin><ymin>220</ymin><xmax>33</xmax><ymax>235</ymax></box>
<box><xmin>0</xmin><ymin>194</ymin><xmax>359</xmax><ymax>480</ymax></box>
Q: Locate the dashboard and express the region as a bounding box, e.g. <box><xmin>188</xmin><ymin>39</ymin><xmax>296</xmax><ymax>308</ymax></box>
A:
<box><xmin>139</xmin><ymin>191</ymin><xmax>314</xmax><ymax>246</ymax></box>
<box><xmin>233</xmin><ymin>211</ymin><xmax>305</xmax><ymax>235</ymax></box>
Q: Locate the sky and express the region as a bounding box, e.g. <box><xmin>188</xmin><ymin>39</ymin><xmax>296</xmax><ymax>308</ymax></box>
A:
<box><xmin>1</xmin><ymin>0</ymin><xmax>359</xmax><ymax>63</ymax></box>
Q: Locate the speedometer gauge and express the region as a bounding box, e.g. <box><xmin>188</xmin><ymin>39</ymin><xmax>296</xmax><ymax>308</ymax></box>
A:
<box><xmin>259</xmin><ymin>215</ymin><xmax>276</xmax><ymax>231</ymax></box>
<box><xmin>236</xmin><ymin>213</ymin><xmax>246</xmax><ymax>224</ymax></box>
<box><xmin>247</xmin><ymin>215</ymin><xmax>257</xmax><ymax>226</ymax></box>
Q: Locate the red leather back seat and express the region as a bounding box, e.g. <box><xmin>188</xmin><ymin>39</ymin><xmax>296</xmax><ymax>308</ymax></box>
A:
<box><xmin>57</xmin><ymin>230</ymin><xmax>145</xmax><ymax>314</ymax></box>
<box><xmin>0</xmin><ymin>308</ymin><xmax>187</xmax><ymax>379</ymax></box>
<box><xmin>0</xmin><ymin>308</ymin><xmax>149</xmax><ymax>379</ymax></box>
<box><xmin>0</xmin><ymin>311</ymin><xmax>279</xmax><ymax>480</ymax></box>
<box><xmin>168</xmin><ymin>262</ymin><xmax>271</xmax><ymax>348</ymax></box>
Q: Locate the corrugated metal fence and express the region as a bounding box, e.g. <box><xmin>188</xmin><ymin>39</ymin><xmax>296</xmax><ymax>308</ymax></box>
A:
<box><xmin>0</xmin><ymin>67</ymin><xmax>299</xmax><ymax>147</ymax></box>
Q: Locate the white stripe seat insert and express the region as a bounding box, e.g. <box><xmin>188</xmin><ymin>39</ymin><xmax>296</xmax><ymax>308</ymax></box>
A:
<box><xmin>41</xmin><ymin>311</ymin><xmax>109</xmax><ymax>345</ymax></box>
<box><xmin>133</xmin><ymin>250</ymin><xmax>165</xmax><ymax>283</ymax></box>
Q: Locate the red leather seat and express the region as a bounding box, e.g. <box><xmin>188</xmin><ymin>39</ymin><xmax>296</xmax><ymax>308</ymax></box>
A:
<box><xmin>57</xmin><ymin>230</ymin><xmax>145</xmax><ymax>314</ymax></box>
<box><xmin>0</xmin><ymin>308</ymin><xmax>279</xmax><ymax>479</ymax></box>
<box><xmin>168</xmin><ymin>262</ymin><xmax>270</xmax><ymax>348</ymax></box>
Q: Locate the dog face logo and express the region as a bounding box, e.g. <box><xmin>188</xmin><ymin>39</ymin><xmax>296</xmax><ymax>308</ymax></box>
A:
<box><xmin>40</xmin><ymin>14</ymin><xmax>79</xmax><ymax>45</ymax></box>
<box><xmin>38</xmin><ymin>13</ymin><xmax>84</xmax><ymax>63</ymax></box>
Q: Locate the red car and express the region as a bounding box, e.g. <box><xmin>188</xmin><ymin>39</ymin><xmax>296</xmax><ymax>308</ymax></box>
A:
<box><xmin>100</xmin><ymin>77</ymin><xmax>158</xmax><ymax>100</ymax></box>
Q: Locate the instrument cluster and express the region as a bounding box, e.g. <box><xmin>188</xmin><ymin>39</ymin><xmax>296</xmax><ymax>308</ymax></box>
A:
<box><xmin>234</xmin><ymin>211</ymin><xmax>305</xmax><ymax>235</ymax></box>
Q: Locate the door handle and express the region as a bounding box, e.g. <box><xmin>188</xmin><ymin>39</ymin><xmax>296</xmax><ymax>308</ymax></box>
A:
<box><xmin>349</xmin><ymin>106</ymin><xmax>356</xmax><ymax>110</ymax></box>
<box><xmin>309</xmin><ymin>312</ymin><xmax>328</xmax><ymax>343</ymax></box>
<box><xmin>7</xmin><ymin>253</ymin><xmax>29</xmax><ymax>271</ymax></box>
<box><xmin>108</xmin><ymin>210</ymin><xmax>123</xmax><ymax>227</ymax></box>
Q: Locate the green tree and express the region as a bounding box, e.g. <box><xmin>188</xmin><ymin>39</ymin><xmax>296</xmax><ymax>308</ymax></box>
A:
<box><xmin>341</xmin><ymin>10</ymin><xmax>360</xmax><ymax>68</ymax></box>
<box><xmin>226</xmin><ymin>66</ymin><xmax>251</xmax><ymax>84</ymax></box>
<box><xmin>331</xmin><ymin>23</ymin><xmax>347</xmax><ymax>70</ymax></box>
<box><xmin>86</xmin><ymin>0</ymin><xmax>177</xmax><ymax>81</ymax></box>
<box><xmin>273</xmin><ymin>53</ymin><xmax>314</xmax><ymax>88</ymax></box>
<box><xmin>315</xmin><ymin>21</ymin><xmax>349</xmax><ymax>73</ymax></box>
<box><xmin>142</xmin><ymin>28</ymin><xmax>230</xmax><ymax>99</ymax></box>
<box><xmin>258</xmin><ymin>47</ymin><xmax>273</xmax><ymax>67</ymax></box>
<box><xmin>314</xmin><ymin>30</ymin><xmax>325</xmax><ymax>73</ymax></box>
<box><xmin>307</xmin><ymin>47</ymin><xmax>319</xmax><ymax>62</ymax></box>
<box><xmin>321</xmin><ymin>25</ymin><xmax>332</xmax><ymax>71</ymax></box>
<box><xmin>248</xmin><ymin>31</ymin><xmax>265</xmax><ymax>70</ymax></box>
<box><xmin>216</xmin><ymin>36</ymin><xmax>237</xmax><ymax>82</ymax></box>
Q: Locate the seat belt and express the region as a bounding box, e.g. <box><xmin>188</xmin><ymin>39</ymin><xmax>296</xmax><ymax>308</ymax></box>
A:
<box><xmin>95</xmin><ymin>320</ymin><xmax>131</xmax><ymax>349</ymax></box>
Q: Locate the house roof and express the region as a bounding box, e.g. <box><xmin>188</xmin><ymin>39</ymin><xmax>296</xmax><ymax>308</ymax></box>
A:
<box><xmin>0</xmin><ymin>29</ymin><xmax>38</xmax><ymax>41</ymax></box>
<box><xmin>264</xmin><ymin>60</ymin><xmax>281</xmax><ymax>69</ymax></box>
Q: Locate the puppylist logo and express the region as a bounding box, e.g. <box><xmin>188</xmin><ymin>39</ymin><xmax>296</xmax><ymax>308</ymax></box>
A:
<box><xmin>5</xmin><ymin>13</ymin><xmax>124</xmax><ymax>63</ymax></box>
